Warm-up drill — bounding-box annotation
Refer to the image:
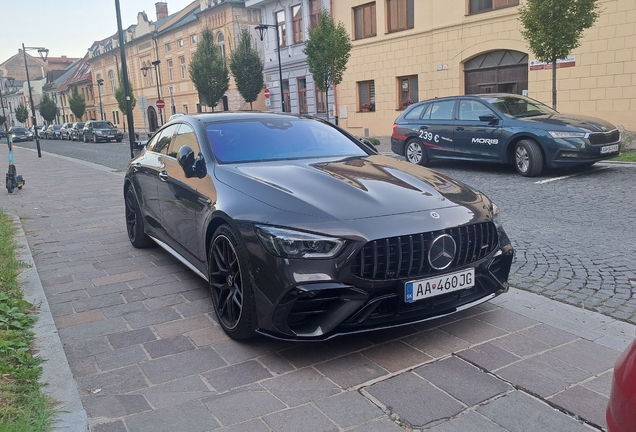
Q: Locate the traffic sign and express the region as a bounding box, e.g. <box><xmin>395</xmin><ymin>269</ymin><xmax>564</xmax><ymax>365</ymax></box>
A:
<box><xmin>156</xmin><ymin>99</ymin><xmax>165</xmax><ymax>109</ymax></box>
<box><xmin>263</xmin><ymin>88</ymin><xmax>270</xmax><ymax>99</ymax></box>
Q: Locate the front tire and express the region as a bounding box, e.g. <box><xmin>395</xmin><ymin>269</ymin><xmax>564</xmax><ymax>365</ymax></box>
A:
<box><xmin>124</xmin><ymin>186</ymin><xmax>153</xmax><ymax>248</ymax></box>
<box><xmin>405</xmin><ymin>138</ymin><xmax>429</xmax><ymax>166</ymax></box>
<box><xmin>514</xmin><ymin>139</ymin><xmax>543</xmax><ymax>177</ymax></box>
<box><xmin>208</xmin><ymin>225</ymin><xmax>257</xmax><ymax>340</ymax></box>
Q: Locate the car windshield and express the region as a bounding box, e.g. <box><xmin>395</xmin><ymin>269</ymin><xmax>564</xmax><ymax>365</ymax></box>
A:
<box><xmin>482</xmin><ymin>95</ymin><xmax>557</xmax><ymax>118</ymax></box>
<box><xmin>54</xmin><ymin>125</ymin><xmax>61</xmax><ymax>130</ymax></box>
<box><xmin>93</xmin><ymin>121</ymin><xmax>115</xmax><ymax>129</ymax></box>
<box><xmin>75</xmin><ymin>123</ymin><xmax>85</xmax><ymax>128</ymax></box>
<box><xmin>206</xmin><ymin>118</ymin><xmax>367</xmax><ymax>163</ymax></box>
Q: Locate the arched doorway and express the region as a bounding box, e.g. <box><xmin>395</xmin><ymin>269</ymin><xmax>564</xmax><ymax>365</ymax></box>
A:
<box><xmin>148</xmin><ymin>106</ymin><xmax>158</xmax><ymax>132</ymax></box>
<box><xmin>464</xmin><ymin>50</ymin><xmax>528</xmax><ymax>95</ymax></box>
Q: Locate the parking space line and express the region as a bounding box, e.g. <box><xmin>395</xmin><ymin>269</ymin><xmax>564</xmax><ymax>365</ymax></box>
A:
<box><xmin>534</xmin><ymin>166</ymin><xmax>611</xmax><ymax>184</ymax></box>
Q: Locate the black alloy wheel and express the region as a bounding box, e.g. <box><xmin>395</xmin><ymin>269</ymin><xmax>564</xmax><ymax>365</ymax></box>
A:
<box><xmin>208</xmin><ymin>225</ymin><xmax>256</xmax><ymax>340</ymax></box>
<box><xmin>124</xmin><ymin>186</ymin><xmax>153</xmax><ymax>248</ymax></box>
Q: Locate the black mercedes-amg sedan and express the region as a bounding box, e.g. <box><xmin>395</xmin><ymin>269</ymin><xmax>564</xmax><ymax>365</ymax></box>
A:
<box><xmin>124</xmin><ymin>113</ymin><xmax>514</xmax><ymax>341</ymax></box>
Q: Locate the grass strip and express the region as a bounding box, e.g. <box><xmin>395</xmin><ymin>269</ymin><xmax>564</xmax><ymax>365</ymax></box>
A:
<box><xmin>0</xmin><ymin>210</ymin><xmax>55</xmax><ymax>431</ymax></box>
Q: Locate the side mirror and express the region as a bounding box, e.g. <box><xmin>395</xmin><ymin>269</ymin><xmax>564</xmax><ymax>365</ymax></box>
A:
<box><xmin>479</xmin><ymin>114</ymin><xmax>499</xmax><ymax>124</ymax></box>
<box><xmin>132</xmin><ymin>140</ymin><xmax>147</xmax><ymax>151</ymax></box>
<box><xmin>178</xmin><ymin>145</ymin><xmax>207</xmax><ymax>178</ymax></box>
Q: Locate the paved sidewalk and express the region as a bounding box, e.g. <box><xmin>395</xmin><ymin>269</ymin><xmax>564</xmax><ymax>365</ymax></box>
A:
<box><xmin>1</xmin><ymin>145</ymin><xmax>634</xmax><ymax>432</ymax></box>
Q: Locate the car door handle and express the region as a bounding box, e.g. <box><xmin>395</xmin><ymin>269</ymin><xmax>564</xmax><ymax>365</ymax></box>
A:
<box><xmin>419</xmin><ymin>126</ymin><xmax>428</xmax><ymax>130</ymax></box>
<box><xmin>455</xmin><ymin>127</ymin><xmax>465</xmax><ymax>131</ymax></box>
<box><xmin>159</xmin><ymin>171</ymin><xmax>168</xmax><ymax>182</ymax></box>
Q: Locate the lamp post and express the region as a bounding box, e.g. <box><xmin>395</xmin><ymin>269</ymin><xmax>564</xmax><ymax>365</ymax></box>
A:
<box><xmin>22</xmin><ymin>43</ymin><xmax>48</xmax><ymax>158</ymax></box>
<box><xmin>96</xmin><ymin>78</ymin><xmax>104</xmax><ymax>120</ymax></box>
<box><xmin>255</xmin><ymin>23</ymin><xmax>286</xmax><ymax>113</ymax></box>
<box><xmin>141</xmin><ymin>60</ymin><xmax>163</xmax><ymax>125</ymax></box>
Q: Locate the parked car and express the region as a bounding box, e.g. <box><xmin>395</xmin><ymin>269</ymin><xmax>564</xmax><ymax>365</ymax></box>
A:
<box><xmin>8</xmin><ymin>127</ymin><xmax>33</xmax><ymax>142</ymax></box>
<box><xmin>44</xmin><ymin>124</ymin><xmax>62</xmax><ymax>140</ymax></box>
<box><xmin>60</xmin><ymin>122</ymin><xmax>74</xmax><ymax>140</ymax></box>
<box><xmin>69</xmin><ymin>122</ymin><xmax>85</xmax><ymax>141</ymax></box>
<box><xmin>606</xmin><ymin>336</ymin><xmax>636</xmax><ymax>432</ymax></box>
<box><xmin>82</xmin><ymin>120</ymin><xmax>123</xmax><ymax>143</ymax></box>
<box><xmin>391</xmin><ymin>94</ymin><xmax>622</xmax><ymax>177</ymax></box>
<box><xmin>124</xmin><ymin>112</ymin><xmax>514</xmax><ymax>341</ymax></box>
<box><xmin>28</xmin><ymin>124</ymin><xmax>46</xmax><ymax>138</ymax></box>
<box><xmin>0</xmin><ymin>129</ymin><xmax>6</xmax><ymax>139</ymax></box>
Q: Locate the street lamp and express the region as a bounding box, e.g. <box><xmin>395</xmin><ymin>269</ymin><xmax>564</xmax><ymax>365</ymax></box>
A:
<box><xmin>141</xmin><ymin>60</ymin><xmax>163</xmax><ymax>125</ymax></box>
<box><xmin>96</xmin><ymin>78</ymin><xmax>104</xmax><ymax>120</ymax></box>
<box><xmin>22</xmin><ymin>43</ymin><xmax>49</xmax><ymax>158</ymax></box>
<box><xmin>255</xmin><ymin>23</ymin><xmax>286</xmax><ymax>113</ymax></box>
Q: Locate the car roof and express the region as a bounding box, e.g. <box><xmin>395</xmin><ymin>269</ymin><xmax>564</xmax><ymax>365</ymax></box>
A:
<box><xmin>415</xmin><ymin>93</ymin><xmax>526</xmax><ymax>104</ymax></box>
<box><xmin>167</xmin><ymin>111</ymin><xmax>320</xmax><ymax>125</ymax></box>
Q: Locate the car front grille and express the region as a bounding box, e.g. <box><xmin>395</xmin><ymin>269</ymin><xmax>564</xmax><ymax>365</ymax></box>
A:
<box><xmin>351</xmin><ymin>222</ymin><xmax>498</xmax><ymax>280</ymax></box>
<box><xmin>588</xmin><ymin>130</ymin><xmax>620</xmax><ymax>145</ymax></box>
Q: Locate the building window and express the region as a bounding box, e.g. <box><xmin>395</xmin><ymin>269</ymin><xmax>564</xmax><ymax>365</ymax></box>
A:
<box><xmin>276</xmin><ymin>10</ymin><xmax>287</xmax><ymax>47</ymax></box>
<box><xmin>282</xmin><ymin>79</ymin><xmax>291</xmax><ymax>112</ymax></box>
<box><xmin>387</xmin><ymin>0</ymin><xmax>414</xmax><ymax>33</ymax></box>
<box><xmin>292</xmin><ymin>5</ymin><xmax>303</xmax><ymax>44</ymax></box>
<box><xmin>182</xmin><ymin>104</ymin><xmax>189</xmax><ymax>114</ymax></box>
<box><xmin>354</xmin><ymin>3</ymin><xmax>376</xmax><ymax>40</ymax></box>
<box><xmin>469</xmin><ymin>0</ymin><xmax>518</xmax><ymax>14</ymax></box>
<box><xmin>108</xmin><ymin>70</ymin><xmax>116</xmax><ymax>93</ymax></box>
<box><xmin>309</xmin><ymin>0</ymin><xmax>321</xmax><ymax>27</ymax></box>
<box><xmin>315</xmin><ymin>88</ymin><xmax>326</xmax><ymax>113</ymax></box>
<box><xmin>298</xmin><ymin>78</ymin><xmax>307</xmax><ymax>114</ymax></box>
<box><xmin>180</xmin><ymin>56</ymin><xmax>186</xmax><ymax>79</ymax></box>
<box><xmin>398</xmin><ymin>75</ymin><xmax>418</xmax><ymax>109</ymax></box>
<box><xmin>168</xmin><ymin>59</ymin><xmax>174</xmax><ymax>81</ymax></box>
<box><xmin>217</xmin><ymin>32</ymin><xmax>226</xmax><ymax>59</ymax></box>
<box><xmin>165</xmin><ymin>43</ymin><xmax>172</xmax><ymax>52</ymax></box>
<box><xmin>358</xmin><ymin>80</ymin><xmax>375</xmax><ymax>111</ymax></box>
<box><xmin>191</xmin><ymin>34</ymin><xmax>198</xmax><ymax>44</ymax></box>
<box><xmin>177</xmin><ymin>39</ymin><xmax>184</xmax><ymax>48</ymax></box>
<box><xmin>112</xmin><ymin>111</ymin><xmax>120</xmax><ymax>124</ymax></box>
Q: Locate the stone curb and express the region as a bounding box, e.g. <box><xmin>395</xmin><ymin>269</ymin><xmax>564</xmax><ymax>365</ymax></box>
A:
<box><xmin>9</xmin><ymin>213</ymin><xmax>88</xmax><ymax>432</ymax></box>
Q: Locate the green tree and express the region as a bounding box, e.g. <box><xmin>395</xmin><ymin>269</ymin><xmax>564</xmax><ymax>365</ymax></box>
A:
<box><xmin>304</xmin><ymin>9</ymin><xmax>352</xmax><ymax>122</ymax></box>
<box><xmin>189</xmin><ymin>27</ymin><xmax>229</xmax><ymax>111</ymax></box>
<box><xmin>229</xmin><ymin>27</ymin><xmax>264</xmax><ymax>110</ymax></box>
<box><xmin>15</xmin><ymin>103</ymin><xmax>29</xmax><ymax>124</ymax></box>
<box><xmin>115</xmin><ymin>71</ymin><xmax>136</xmax><ymax>115</ymax></box>
<box><xmin>39</xmin><ymin>93</ymin><xmax>58</xmax><ymax>124</ymax></box>
<box><xmin>68</xmin><ymin>87</ymin><xmax>86</xmax><ymax>120</ymax></box>
<box><xmin>519</xmin><ymin>0</ymin><xmax>601</xmax><ymax>109</ymax></box>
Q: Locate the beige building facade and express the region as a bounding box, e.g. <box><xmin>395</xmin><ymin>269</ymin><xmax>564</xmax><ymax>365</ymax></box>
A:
<box><xmin>88</xmin><ymin>0</ymin><xmax>265</xmax><ymax>136</ymax></box>
<box><xmin>333</xmin><ymin>0</ymin><xmax>636</xmax><ymax>138</ymax></box>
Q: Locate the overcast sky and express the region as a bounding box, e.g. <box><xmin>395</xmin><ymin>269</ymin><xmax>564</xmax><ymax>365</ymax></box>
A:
<box><xmin>1</xmin><ymin>0</ymin><xmax>195</xmax><ymax>64</ymax></box>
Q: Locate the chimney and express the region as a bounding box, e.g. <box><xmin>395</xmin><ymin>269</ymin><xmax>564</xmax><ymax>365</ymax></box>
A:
<box><xmin>155</xmin><ymin>2</ymin><xmax>168</xmax><ymax>20</ymax></box>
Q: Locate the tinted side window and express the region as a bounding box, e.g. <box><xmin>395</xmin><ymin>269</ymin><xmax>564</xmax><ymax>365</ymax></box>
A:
<box><xmin>168</xmin><ymin>124</ymin><xmax>200</xmax><ymax>159</ymax></box>
<box><xmin>425</xmin><ymin>101</ymin><xmax>455</xmax><ymax>120</ymax></box>
<box><xmin>404</xmin><ymin>104</ymin><xmax>428</xmax><ymax>120</ymax></box>
<box><xmin>458</xmin><ymin>100</ymin><xmax>495</xmax><ymax>121</ymax></box>
<box><xmin>151</xmin><ymin>125</ymin><xmax>178</xmax><ymax>155</ymax></box>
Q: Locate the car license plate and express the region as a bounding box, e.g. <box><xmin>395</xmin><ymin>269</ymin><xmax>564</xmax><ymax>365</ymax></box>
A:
<box><xmin>405</xmin><ymin>268</ymin><xmax>475</xmax><ymax>303</ymax></box>
<box><xmin>600</xmin><ymin>144</ymin><xmax>619</xmax><ymax>154</ymax></box>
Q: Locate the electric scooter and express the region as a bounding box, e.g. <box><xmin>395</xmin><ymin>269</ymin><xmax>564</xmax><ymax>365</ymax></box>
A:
<box><xmin>6</xmin><ymin>135</ymin><xmax>25</xmax><ymax>193</ymax></box>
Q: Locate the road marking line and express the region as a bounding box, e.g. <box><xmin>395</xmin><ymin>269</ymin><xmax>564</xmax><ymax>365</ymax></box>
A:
<box><xmin>534</xmin><ymin>166</ymin><xmax>611</xmax><ymax>184</ymax></box>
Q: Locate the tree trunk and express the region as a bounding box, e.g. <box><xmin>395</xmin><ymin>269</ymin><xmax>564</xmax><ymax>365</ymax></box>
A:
<box><xmin>552</xmin><ymin>58</ymin><xmax>557</xmax><ymax>110</ymax></box>
<box><xmin>324</xmin><ymin>89</ymin><xmax>330</xmax><ymax>123</ymax></box>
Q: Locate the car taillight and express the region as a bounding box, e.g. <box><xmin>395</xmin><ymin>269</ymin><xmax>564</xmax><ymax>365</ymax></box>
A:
<box><xmin>393</xmin><ymin>124</ymin><xmax>398</xmax><ymax>132</ymax></box>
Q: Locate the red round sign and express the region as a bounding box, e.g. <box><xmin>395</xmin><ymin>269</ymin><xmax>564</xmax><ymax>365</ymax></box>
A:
<box><xmin>263</xmin><ymin>88</ymin><xmax>270</xmax><ymax>99</ymax></box>
<box><xmin>156</xmin><ymin>99</ymin><xmax>165</xmax><ymax>109</ymax></box>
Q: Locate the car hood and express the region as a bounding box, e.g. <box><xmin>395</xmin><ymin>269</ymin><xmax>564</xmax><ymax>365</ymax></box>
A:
<box><xmin>214</xmin><ymin>155</ymin><xmax>486</xmax><ymax>221</ymax></box>
<box><xmin>95</xmin><ymin>128</ymin><xmax>120</xmax><ymax>133</ymax></box>
<box><xmin>520</xmin><ymin>113</ymin><xmax>616</xmax><ymax>132</ymax></box>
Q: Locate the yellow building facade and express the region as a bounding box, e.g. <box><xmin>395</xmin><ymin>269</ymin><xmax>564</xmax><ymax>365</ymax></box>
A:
<box><xmin>333</xmin><ymin>0</ymin><xmax>636</xmax><ymax>138</ymax></box>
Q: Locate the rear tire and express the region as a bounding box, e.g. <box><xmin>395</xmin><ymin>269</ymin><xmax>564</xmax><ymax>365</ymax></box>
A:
<box><xmin>514</xmin><ymin>139</ymin><xmax>543</xmax><ymax>177</ymax></box>
<box><xmin>208</xmin><ymin>225</ymin><xmax>257</xmax><ymax>340</ymax></box>
<box><xmin>405</xmin><ymin>138</ymin><xmax>429</xmax><ymax>166</ymax></box>
<box><xmin>124</xmin><ymin>186</ymin><xmax>154</xmax><ymax>248</ymax></box>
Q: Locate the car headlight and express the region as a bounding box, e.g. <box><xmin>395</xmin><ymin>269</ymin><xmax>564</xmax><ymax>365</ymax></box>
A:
<box><xmin>491</xmin><ymin>203</ymin><xmax>503</xmax><ymax>229</ymax></box>
<box><xmin>548</xmin><ymin>131</ymin><xmax>588</xmax><ymax>139</ymax></box>
<box><xmin>255</xmin><ymin>225</ymin><xmax>345</xmax><ymax>259</ymax></box>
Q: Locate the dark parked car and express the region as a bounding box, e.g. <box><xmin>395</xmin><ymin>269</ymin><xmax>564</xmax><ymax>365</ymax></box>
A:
<box><xmin>44</xmin><ymin>124</ymin><xmax>62</xmax><ymax>140</ymax></box>
<box><xmin>391</xmin><ymin>94</ymin><xmax>622</xmax><ymax>177</ymax></box>
<box><xmin>60</xmin><ymin>122</ymin><xmax>74</xmax><ymax>140</ymax></box>
<box><xmin>607</xmin><ymin>336</ymin><xmax>636</xmax><ymax>432</ymax></box>
<box><xmin>124</xmin><ymin>112</ymin><xmax>514</xmax><ymax>341</ymax></box>
<box><xmin>69</xmin><ymin>122</ymin><xmax>85</xmax><ymax>141</ymax></box>
<box><xmin>8</xmin><ymin>127</ymin><xmax>33</xmax><ymax>142</ymax></box>
<box><xmin>82</xmin><ymin>120</ymin><xmax>123</xmax><ymax>143</ymax></box>
<box><xmin>29</xmin><ymin>124</ymin><xmax>46</xmax><ymax>138</ymax></box>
